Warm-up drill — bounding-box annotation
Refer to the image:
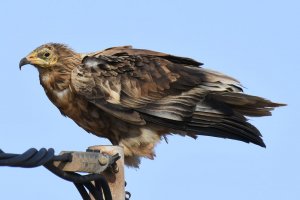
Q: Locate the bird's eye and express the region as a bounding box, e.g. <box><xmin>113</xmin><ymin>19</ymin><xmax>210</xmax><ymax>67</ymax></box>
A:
<box><xmin>44</xmin><ymin>52</ymin><xmax>50</xmax><ymax>58</ymax></box>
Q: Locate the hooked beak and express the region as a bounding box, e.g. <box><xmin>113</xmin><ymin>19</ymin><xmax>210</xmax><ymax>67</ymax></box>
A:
<box><xmin>19</xmin><ymin>57</ymin><xmax>31</xmax><ymax>70</ymax></box>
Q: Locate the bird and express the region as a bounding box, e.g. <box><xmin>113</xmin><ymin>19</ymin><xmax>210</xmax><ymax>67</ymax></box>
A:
<box><xmin>19</xmin><ymin>43</ymin><xmax>285</xmax><ymax>167</ymax></box>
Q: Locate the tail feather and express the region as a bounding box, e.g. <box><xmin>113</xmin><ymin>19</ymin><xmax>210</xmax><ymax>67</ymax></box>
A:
<box><xmin>209</xmin><ymin>93</ymin><xmax>286</xmax><ymax>117</ymax></box>
<box><xmin>188</xmin><ymin>112</ymin><xmax>265</xmax><ymax>147</ymax></box>
<box><xmin>185</xmin><ymin>92</ymin><xmax>285</xmax><ymax>147</ymax></box>
<box><xmin>141</xmin><ymin>90</ymin><xmax>285</xmax><ymax>148</ymax></box>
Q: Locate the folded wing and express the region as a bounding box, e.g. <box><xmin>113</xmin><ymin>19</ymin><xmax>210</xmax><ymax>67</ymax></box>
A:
<box><xmin>71</xmin><ymin>46</ymin><xmax>284</xmax><ymax>147</ymax></box>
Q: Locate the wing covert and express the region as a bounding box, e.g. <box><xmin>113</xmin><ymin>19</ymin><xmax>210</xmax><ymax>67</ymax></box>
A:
<box><xmin>71</xmin><ymin>48</ymin><xmax>242</xmax><ymax>124</ymax></box>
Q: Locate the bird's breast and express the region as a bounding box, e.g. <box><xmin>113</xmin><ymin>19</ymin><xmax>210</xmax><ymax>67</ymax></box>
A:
<box><xmin>49</xmin><ymin>87</ymin><xmax>78</xmax><ymax>115</ymax></box>
<box><xmin>39</xmin><ymin>69</ymin><xmax>115</xmax><ymax>140</ymax></box>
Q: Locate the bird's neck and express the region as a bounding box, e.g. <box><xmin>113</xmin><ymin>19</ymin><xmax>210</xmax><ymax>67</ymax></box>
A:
<box><xmin>39</xmin><ymin>65</ymin><xmax>72</xmax><ymax>91</ymax></box>
<box><xmin>38</xmin><ymin>56</ymin><xmax>82</xmax><ymax>111</ymax></box>
<box><xmin>38</xmin><ymin>55</ymin><xmax>81</xmax><ymax>92</ymax></box>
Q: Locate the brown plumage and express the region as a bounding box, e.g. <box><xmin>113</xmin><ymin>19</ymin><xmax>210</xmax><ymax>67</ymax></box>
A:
<box><xmin>19</xmin><ymin>43</ymin><xmax>285</xmax><ymax>167</ymax></box>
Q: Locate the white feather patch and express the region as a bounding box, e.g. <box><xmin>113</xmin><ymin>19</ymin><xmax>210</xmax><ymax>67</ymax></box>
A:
<box><xmin>41</xmin><ymin>74</ymin><xmax>50</xmax><ymax>83</ymax></box>
<box><xmin>53</xmin><ymin>88</ymin><xmax>70</xmax><ymax>99</ymax></box>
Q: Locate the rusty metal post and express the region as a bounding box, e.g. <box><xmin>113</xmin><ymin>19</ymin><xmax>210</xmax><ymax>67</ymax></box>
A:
<box><xmin>88</xmin><ymin>145</ymin><xmax>125</xmax><ymax>200</ymax></box>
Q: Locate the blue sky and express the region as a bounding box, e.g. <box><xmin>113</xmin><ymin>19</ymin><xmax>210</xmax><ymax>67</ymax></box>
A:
<box><xmin>0</xmin><ymin>0</ymin><xmax>299</xmax><ymax>199</ymax></box>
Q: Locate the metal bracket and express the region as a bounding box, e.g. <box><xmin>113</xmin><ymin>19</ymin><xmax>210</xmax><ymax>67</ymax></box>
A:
<box><xmin>52</xmin><ymin>150</ymin><xmax>119</xmax><ymax>174</ymax></box>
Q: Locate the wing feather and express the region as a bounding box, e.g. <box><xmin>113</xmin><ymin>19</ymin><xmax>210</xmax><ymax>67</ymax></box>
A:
<box><xmin>70</xmin><ymin>47</ymin><xmax>282</xmax><ymax>147</ymax></box>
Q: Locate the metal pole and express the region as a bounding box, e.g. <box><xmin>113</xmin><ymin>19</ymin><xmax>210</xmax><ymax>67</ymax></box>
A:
<box><xmin>88</xmin><ymin>145</ymin><xmax>125</xmax><ymax>200</ymax></box>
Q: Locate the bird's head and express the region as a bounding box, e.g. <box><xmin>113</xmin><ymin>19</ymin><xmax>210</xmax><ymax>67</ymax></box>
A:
<box><xmin>19</xmin><ymin>43</ymin><xmax>77</xmax><ymax>70</ymax></box>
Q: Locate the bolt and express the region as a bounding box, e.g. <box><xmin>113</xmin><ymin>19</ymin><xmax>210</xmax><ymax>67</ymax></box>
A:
<box><xmin>98</xmin><ymin>156</ymin><xmax>108</xmax><ymax>166</ymax></box>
